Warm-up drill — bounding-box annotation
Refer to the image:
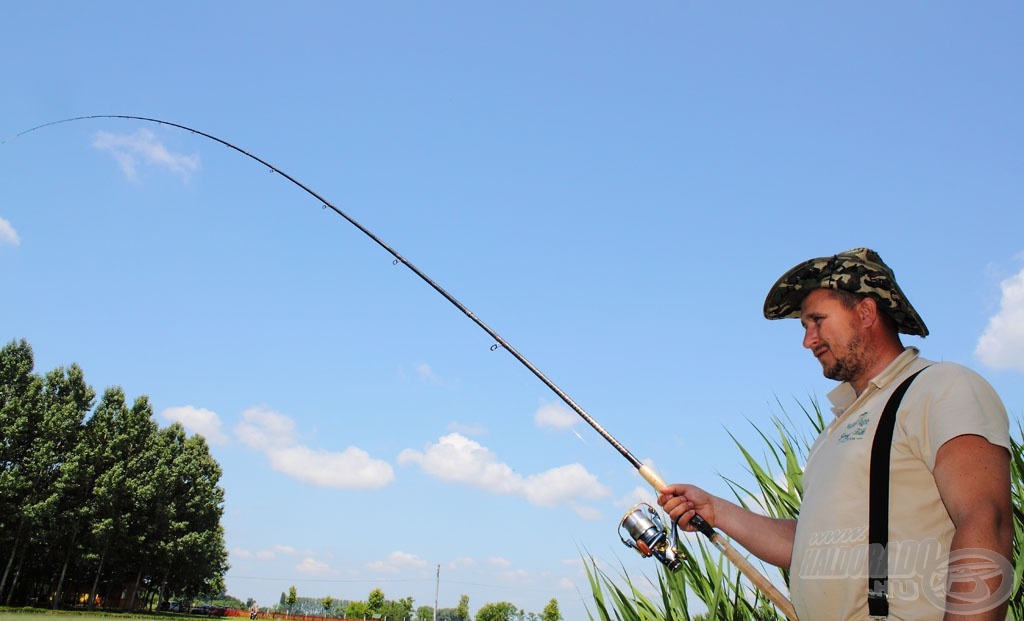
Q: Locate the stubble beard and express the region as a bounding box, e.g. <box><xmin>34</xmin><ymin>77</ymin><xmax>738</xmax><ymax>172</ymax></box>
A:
<box><xmin>822</xmin><ymin>334</ymin><xmax>867</xmax><ymax>384</ymax></box>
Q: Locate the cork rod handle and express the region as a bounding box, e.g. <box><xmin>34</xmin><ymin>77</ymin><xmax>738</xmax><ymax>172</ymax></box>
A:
<box><xmin>638</xmin><ymin>465</ymin><xmax>799</xmax><ymax>621</ymax></box>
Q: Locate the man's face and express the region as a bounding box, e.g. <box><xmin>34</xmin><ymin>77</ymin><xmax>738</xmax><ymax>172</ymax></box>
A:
<box><xmin>799</xmin><ymin>289</ymin><xmax>868</xmax><ymax>384</ymax></box>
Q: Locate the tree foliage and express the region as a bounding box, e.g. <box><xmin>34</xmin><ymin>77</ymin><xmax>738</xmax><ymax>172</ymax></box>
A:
<box><xmin>475</xmin><ymin>601</ymin><xmax>521</xmax><ymax>621</ymax></box>
<box><xmin>368</xmin><ymin>587</ymin><xmax>386</xmax><ymax>613</ymax></box>
<box><xmin>540</xmin><ymin>599</ymin><xmax>561</xmax><ymax>621</ymax></box>
<box><xmin>0</xmin><ymin>339</ymin><xmax>228</xmax><ymax>610</ymax></box>
<box><xmin>286</xmin><ymin>585</ymin><xmax>299</xmax><ymax>612</ymax></box>
<box><xmin>456</xmin><ymin>594</ymin><xmax>470</xmax><ymax>621</ymax></box>
<box><xmin>346</xmin><ymin>600</ymin><xmax>370</xmax><ymax>619</ymax></box>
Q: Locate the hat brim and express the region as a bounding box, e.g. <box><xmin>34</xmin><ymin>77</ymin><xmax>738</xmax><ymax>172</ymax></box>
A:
<box><xmin>763</xmin><ymin>255</ymin><xmax>929</xmax><ymax>337</ymax></box>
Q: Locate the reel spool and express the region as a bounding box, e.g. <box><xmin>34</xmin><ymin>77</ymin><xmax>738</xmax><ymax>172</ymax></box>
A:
<box><xmin>618</xmin><ymin>502</ymin><xmax>685</xmax><ymax>572</ymax></box>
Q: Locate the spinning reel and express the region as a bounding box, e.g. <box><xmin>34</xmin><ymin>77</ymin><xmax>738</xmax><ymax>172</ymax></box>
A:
<box><xmin>618</xmin><ymin>502</ymin><xmax>685</xmax><ymax>572</ymax></box>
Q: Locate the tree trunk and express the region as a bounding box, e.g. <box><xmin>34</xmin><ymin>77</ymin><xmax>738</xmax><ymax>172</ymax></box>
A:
<box><xmin>0</xmin><ymin>517</ymin><xmax>26</xmax><ymax>602</ymax></box>
<box><xmin>88</xmin><ymin>545</ymin><xmax>108</xmax><ymax>611</ymax></box>
<box><xmin>127</xmin><ymin>566</ymin><xmax>142</xmax><ymax>610</ymax></box>
<box><xmin>52</xmin><ymin>526</ymin><xmax>79</xmax><ymax>610</ymax></box>
<box><xmin>4</xmin><ymin>541</ymin><xmax>27</xmax><ymax>606</ymax></box>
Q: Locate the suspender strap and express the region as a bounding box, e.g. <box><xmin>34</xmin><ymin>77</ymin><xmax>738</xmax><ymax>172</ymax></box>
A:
<box><xmin>867</xmin><ymin>368</ymin><xmax>927</xmax><ymax>618</ymax></box>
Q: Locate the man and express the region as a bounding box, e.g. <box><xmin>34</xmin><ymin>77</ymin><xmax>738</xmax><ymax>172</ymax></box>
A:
<box><xmin>658</xmin><ymin>248</ymin><xmax>1012</xmax><ymax>620</ymax></box>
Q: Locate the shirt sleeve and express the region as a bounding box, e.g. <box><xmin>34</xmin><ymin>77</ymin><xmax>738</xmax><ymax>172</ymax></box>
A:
<box><xmin>898</xmin><ymin>362</ymin><xmax>1011</xmax><ymax>471</ymax></box>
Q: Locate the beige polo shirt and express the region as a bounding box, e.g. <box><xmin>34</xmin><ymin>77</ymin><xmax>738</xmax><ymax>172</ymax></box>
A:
<box><xmin>789</xmin><ymin>348</ymin><xmax>1010</xmax><ymax>620</ymax></box>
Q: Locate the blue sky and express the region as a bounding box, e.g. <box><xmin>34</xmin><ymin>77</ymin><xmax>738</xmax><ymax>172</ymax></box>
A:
<box><xmin>2</xmin><ymin>3</ymin><xmax>1023</xmax><ymax>619</ymax></box>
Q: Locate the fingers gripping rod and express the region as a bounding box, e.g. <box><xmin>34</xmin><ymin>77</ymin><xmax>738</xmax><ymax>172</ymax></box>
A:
<box><xmin>6</xmin><ymin>115</ymin><xmax>797</xmax><ymax>620</ymax></box>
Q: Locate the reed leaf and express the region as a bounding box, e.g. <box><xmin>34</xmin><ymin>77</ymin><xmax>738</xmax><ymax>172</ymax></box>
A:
<box><xmin>586</xmin><ymin>398</ymin><xmax>1023</xmax><ymax>620</ymax></box>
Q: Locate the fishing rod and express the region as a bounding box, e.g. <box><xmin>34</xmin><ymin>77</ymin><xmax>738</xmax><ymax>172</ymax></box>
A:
<box><xmin>4</xmin><ymin>115</ymin><xmax>797</xmax><ymax>620</ymax></box>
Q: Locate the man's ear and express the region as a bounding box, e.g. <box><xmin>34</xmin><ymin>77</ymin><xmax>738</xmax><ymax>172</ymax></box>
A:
<box><xmin>857</xmin><ymin>296</ymin><xmax>879</xmax><ymax>327</ymax></box>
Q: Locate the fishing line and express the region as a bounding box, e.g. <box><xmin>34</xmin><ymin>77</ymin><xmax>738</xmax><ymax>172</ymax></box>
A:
<box><xmin>3</xmin><ymin>115</ymin><xmax>797</xmax><ymax>620</ymax></box>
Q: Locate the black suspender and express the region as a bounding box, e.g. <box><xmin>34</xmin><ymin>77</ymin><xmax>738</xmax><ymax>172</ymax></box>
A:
<box><xmin>867</xmin><ymin>367</ymin><xmax>928</xmax><ymax>618</ymax></box>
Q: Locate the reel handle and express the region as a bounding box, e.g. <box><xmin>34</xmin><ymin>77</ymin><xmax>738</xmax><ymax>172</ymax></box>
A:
<box><xmin>637</xmin><ymin>465</ymin><xmax>799</xmax><ymax>621</ymax></box>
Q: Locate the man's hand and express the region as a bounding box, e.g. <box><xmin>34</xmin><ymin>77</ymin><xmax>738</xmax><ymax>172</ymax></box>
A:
<box><xmin>657</xmin><ymin>483</ymin><xmax>718</xmax><ymax>531</ymax></box>
<box><xmin>659</xmin><ymin>482</ymin><xmax>797</xmax><ymax>569</ymax></box>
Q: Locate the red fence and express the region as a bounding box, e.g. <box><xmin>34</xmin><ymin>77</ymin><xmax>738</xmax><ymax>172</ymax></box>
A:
<box><xmin>225</xmin><ymin>611</ymin><xmax>359</xmax><ymax>621</ymax></box>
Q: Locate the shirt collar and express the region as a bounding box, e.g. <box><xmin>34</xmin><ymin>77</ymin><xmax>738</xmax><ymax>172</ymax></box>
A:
<box><xmin>826</xmin><ymin>347</ymin><xmax>920</xmax><ymax>417</ymax></box>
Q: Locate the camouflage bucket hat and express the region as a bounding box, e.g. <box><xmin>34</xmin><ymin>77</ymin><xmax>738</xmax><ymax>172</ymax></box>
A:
<box><xmin>762</xmin><ymin>247</ymin><xmax>929</xmax><ymax>337</ymax></box>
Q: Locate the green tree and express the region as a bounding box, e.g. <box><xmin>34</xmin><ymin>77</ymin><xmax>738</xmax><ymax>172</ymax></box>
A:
<box><xmin>83</xmin><ymin>389</ymin><xmax>165</xmax><ymax>609</ymax></box>
<box><xmin>539</xmin><ymin>599</ymin><xmax>560</xmax><ymax>621</ymax></box>
<box><xmin>367</xmin><ymin>588</ymin><xmax>386</xmax><ymax>614</ymax></box>
<box><xmin>0</xmin><ymin>339</ymin><xmax>44</xmax><ymax>604</ymax></box>
<box><xmin>50</xmin><ymin>404</ymin><xmax>99</xmax><ymax>609</ymax></box>
<box><xmin>474</xmin><ymin>602</ymin><xmax>520</xmax><ymax>621</ymax></box>
<box><xmin>0</xmin><ymin>339</ymin><xmax>229</xmax><ymax>610</ymax></box>
<box><xmin>153</xmin><ymin>426</ymin><xmax>228</xmax><ymax>602</ymax></box>
<box><xmin>456</xmin><ymin>595</ymin><xmax>470</xmax><ymax>621</ymax></box>
<box><xmin>382</xmin><ymin>595</ymin><xmax>414</xmax><ymax>621</ymax></box>
<box><xmin>346</xmin><ymin>600</ymin><xmax>369</xmax><ymax>619</ymax></box>
<box><xmin>434</xmin><ymin>607</ymin><xmax>459</xmax><ymax>621</ymax></box>
<box><xmin>36</xmin><ymin>363</ymin><xmax>95</xmax><ymax>608</ymax></box>
<box><xmin>416</xmin><ymin>605</ymin><xmax>434</xmax><ymax>621</ymax></box>
<box><xmin>0</xmin><ymin>346</ymin><xmax>94</xmax><ymax>607</ymax></box>
<box><xmin>322</xmin><ymin>595</ymin><xmax>334</xmax><ymax>616</ymax></box>
<box><xmin>286</xmin><ymin>586</ymin><xmax>298</xmax><ymax>613</ymax></box>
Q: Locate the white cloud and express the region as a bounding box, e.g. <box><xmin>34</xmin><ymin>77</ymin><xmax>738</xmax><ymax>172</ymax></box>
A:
<box><xmin>497</xmin><ymin>568</ymin><xmax>531</xmax><ymax>582</ymax></box>
<box><xmin>488</xmin><ymin>557</ymin><xmax>511</xmax><ymax>569</ymax></box>
<box><xmin>296</xmin><ymin>557</ymin><xmax>334</xmax><ymax>576</ymax></box>
<box><xmin>616</xmin><ymin>486</ymin><xmax>657</xmax><ymax>510</ymax></box>
<box><xmin>397</xmin><ymin>433</ymin><xmax>610</xmax><ymax>509</ymax></box>
<box><xmin>390</xmin><ymin>550</ymin><xmax>429</xmax><ymax>569</ymax></box>
<box><xmin>92</xmin><ymin>129</ymin><xmax>199</xmax><ymax>181</ymax></box>
<box><xmin>976</xmin><ymin>265</ymin><xmax>1024</xmax><ymax>371</ymax></box>
<box><xmin>446</xmin><ymin>557</ymin><xmax>476</xmax><ymax>570</ymax></box>
<box><xmin>366</xmin><ymin>551</ymin><xmax>429</xmax><ymax>575</ymax></box>
<box><xmin>161</xmin><ymin>405</ymin><xmax>229</xmax><ymax>445</ymax></box>
<box><xmin>364</xmin><ymin>561</ymin><xmax>399</xmax><ymax>574</ymax></box>
<box><xmin>232</xmin><ymin>547</ymin><xmax>284</xmax><ymax>561</ymax></box>
<box><xmin>568</xmin><ymin>503</ymin><xmax>603</xmax><ymax>521</ymax></box>
<box><xmin>236</xmin><ymin>406</ymin><xmax>394</xmax><ymax>489</ymax></box>
<box><xmin>520</xmin><ymin>464</ymin><xmax>606</xmax><ymax>507</ymax></box>
<box><xmin>415</xmin><ymin>362</ymin><xmax>441</xmax><ymax>384</ymax></box>
<box><xmin>534</xmin><ymin>402</ymin><xmax>577</xmax><ymax>429</ymax></box>
<box><xmin>236</xmin><ymin>406</ymin><xmax>297</xmax><ymax>445</ymax></box>
<box><xmin>446</xmin><ymin>421</ymin><xmax>487</xmax><ymax>436</ymax></box>
<box><xmin>0</xmin><ymin>217</ymin><xmax>20</xmax><ymax>247</ymax></box>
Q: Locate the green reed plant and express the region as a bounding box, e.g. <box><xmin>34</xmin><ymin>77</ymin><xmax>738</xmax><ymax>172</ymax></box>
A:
<box><xmin>586</xmin><ymin>400</ymin><xmax>1024</xmax><ymax>620</ymax></box>
<box><xmin>1009</xmin><ymin>422</ymin><xmax>1024</xmax><ymax>618</ymax></box>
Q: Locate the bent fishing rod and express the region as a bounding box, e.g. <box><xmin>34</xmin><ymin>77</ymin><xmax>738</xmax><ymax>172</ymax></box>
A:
<box><xmin>4</xmin><ymin>115</ymin><xmax>797</xmax><ymax>620</ymax></box>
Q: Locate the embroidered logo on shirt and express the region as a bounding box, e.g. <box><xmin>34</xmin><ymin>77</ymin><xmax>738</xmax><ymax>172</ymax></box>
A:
<box><xmin>837</xmin><ymin>412</ymin><xmax>871</xmax><ymax>443</ymax></box>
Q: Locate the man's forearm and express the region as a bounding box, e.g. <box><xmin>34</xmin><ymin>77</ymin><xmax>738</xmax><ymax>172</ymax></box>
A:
<box><xmin>942</xmin><ymin>509</ymin><xmax>1013</xmax><ymax>621</ymax></box>
<box><xmin>713</xmin><ymin>497</ymin><xmax>797</xmax><ymax>569</ymax></box>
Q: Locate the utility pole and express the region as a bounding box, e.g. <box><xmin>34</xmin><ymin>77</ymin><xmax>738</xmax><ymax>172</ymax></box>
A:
<box><xmin>433</xmin><ymin>564</ymin><xmax>439</xmax><ymax>621</ymax></box>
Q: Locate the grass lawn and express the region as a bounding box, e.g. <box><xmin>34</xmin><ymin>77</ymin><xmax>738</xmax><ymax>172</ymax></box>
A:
<box><xmin>0</xmin><ymin>611</ymin><xmax>197</xmax><ymax>621</ymax></box>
